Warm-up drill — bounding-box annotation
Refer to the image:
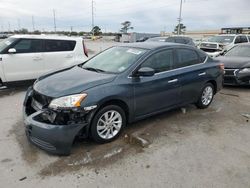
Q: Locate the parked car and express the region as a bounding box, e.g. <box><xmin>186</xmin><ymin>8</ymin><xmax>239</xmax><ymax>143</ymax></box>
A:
<box><xmin>0</xmin><ymin>35</ymin><xmax>88</xmax><ymax>86</ymax></box>
<box><xmin>23</xmin><ymin>42</ymin><xmax>224</xmax><ymax>155</ymax></box>
<box><xmin>147</xmin><ymin>36</ymin><xmax>196</xmax><ymax>46</ymax></box>
<box><xmin>216</xmin><ymin>43</ymin><xmax>250</xmax><ymax>85</ymax></box>
<box><xmin>0</xmin><ymin>33</ymin><xmax>8</xmax><ymax>39</ymax></box>
<box><xmin>136</xmin><ymin>37</ymin><xmax>149</xmax><ymax>42</ymax></box>
<box><xmin>199</xmin><ymin>34</ymin><xmax>249</xmax><ymax>58</ymax></box>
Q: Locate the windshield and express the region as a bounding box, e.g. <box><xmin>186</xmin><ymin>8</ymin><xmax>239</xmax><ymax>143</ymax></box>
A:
<box><xmin>0</xmin><ymin>37</ymin><xmax>17</xmax><ymax>53</ymax></box>
<box><xmin>207</xmin><ymin>36</ymin><xmax>234</xmax><ymax>44</ymax></box>
<box><xmin>225</xmin><ymin>45</ymin><xmax>250</xmax><ymax>57</ymax></box>
<box><xmin>82</xmin><ymin>47</ymin><xmax>148</xmax><ymax>73</ymax></box>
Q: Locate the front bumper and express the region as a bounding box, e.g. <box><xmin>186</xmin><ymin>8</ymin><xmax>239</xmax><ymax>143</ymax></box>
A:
<box><xmin>23</xmin><ymin>87</ymin><xmax>89</xmax><ymax>155</ymax></box>
<box><xmin>224</xmin><ymin>69</ymin><xmax>250</xmax><ymax>86</ymax></box>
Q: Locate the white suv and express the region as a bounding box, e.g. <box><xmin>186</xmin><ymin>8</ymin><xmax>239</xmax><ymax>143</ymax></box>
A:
<box><xmin>0</xmin><ymin>35</ymin><xmax>88</xmax><ymax>85</ymax></box>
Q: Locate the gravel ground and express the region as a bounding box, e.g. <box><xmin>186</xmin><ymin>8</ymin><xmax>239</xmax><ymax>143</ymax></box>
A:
<box><xmin>0</xmin><ymin>39</ymin><xmax>250</xmax><ymax>188</ymax></box>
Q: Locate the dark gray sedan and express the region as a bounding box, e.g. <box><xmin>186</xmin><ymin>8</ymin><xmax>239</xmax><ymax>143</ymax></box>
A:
<box><xmin>216</xmin><ymin>43</ymin><xmax>250</xmax><ymax>85</ymax></box>
<box><xmin>23</xmin><ymin>42</ymin><xmax>224</xmax><ymax>155</ymax></box>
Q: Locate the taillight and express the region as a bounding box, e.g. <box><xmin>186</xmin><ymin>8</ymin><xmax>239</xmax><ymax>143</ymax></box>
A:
<box><xmin>219</xmin><ymin>63</ymin><xmax>224</xmax><ymax>70</ymax></box>
<box><xmin>219</xmin><ymin>63</ymin><xmax>225</xmax><ymax>74</ymax></box>
<box><xmin>82</xmin><ymin>40</ymin><xmax>88</xmax><ymax>57</ymax></box>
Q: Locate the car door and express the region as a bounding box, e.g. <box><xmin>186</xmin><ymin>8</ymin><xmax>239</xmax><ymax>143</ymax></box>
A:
<box><xmin>173</xmin><ymin>48</ymin><xmax>208</xmax><ymax>104</ymax></box>
<box><xmin>132</xmin><ymin>49</ymin><xmax>181</xmax><ymax>117</ymax></box>
<box><xmin>43</xmin><ymin>39</ymin><xmax>76</xmax><ymax>73</ymax></box>
<box><xmin>2</xmin><ymin>38</ymin><xmax>44</xmax><ymax>82</ymax></box>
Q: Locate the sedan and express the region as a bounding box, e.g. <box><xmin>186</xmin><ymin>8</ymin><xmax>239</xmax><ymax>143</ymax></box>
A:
<box><xmin>23</xmin><ymin>42</ymin><xmax>224</xmax><ymax>155</ymax></box>
<box><xmin>216</xmin><ymin>43</ymin><xmax>250</xmax><ymax>85</ymax></box>
<box><xmin>147</xmin><ymin>36</ymin><xmax>196</xmax><ymax>46</ymax></box>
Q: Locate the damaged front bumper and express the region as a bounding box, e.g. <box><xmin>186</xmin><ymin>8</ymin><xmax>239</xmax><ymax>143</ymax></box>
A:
<box><xmin>23</xmin><ymin>87</ymin><xmax>93</xmax><ymax>155</ymax></box>
<box><xmin>224</xmin><ymin>69</ymin><xmax>250</xmax><ymax>86</ymax></box>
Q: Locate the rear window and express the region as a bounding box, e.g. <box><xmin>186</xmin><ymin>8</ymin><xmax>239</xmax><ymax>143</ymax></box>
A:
<box><xmin>45</xmin><ymin>40</ymin><xmax>76</xmax><ymax>52</ymax></box>
<box><xmin>175</xmin><ymin>38</ymin><xmax>186</xmax><ymax>44</ymax></box>
<box><xmin>174</xmin><ymin>49</ymin><xmax>200</xmax><ymax>68</ymax></box>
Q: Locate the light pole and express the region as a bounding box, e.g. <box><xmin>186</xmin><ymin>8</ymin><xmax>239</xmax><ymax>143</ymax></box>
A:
<box><xmin>53</xmin><ymin>9</ymin><xmax>57</xmax><ymax>33</ymax></box>
<box><xmin>177</xmin><ymin>0</ymin><xmax>183</xmax><ymax>35</ymax></box>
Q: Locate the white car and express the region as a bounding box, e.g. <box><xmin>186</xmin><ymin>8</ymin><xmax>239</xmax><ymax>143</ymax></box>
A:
<box><xmin>0</xmin><ymin>35</ymin><xmax>88</xmax><ymax>86</ymax></box>
<box><xmin>198</xmin><ymin>34</ymin><xmax>249</xmax><ymax>58</ymax></box>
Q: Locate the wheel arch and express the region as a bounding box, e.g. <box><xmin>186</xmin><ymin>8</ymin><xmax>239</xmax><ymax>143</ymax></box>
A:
<box><xmin>206</xmin><ymin>80</ymin><xmax>217</xmax><ymax>94</ymax></box>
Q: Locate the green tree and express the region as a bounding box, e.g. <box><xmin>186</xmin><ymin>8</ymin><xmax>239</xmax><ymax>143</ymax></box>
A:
<box><xmin>173</xmin><ymin>23</ymin><xmax>186</xmax><ymax>35</ymax></box>
<box><xmin>120</xmin><ymin>21</ymin><xmax>133</xmax><ymax>33</ymax></box>
<box><xmin>19</xmin><ymin>28</ymin><xmax>29</xmax><ymax>34</ymax></box>
<box><xmin>91</xmin><ymin>26</ymin><xmax>102</xmax><ymax>36</ymax></box>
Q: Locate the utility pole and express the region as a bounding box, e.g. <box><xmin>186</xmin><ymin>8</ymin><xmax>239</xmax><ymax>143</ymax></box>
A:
<box><xmin>32</xmin><ymin>16</ymin><xmax>35</xmax><ymax>31</ymax></box>
<box><xmin>70</xmin><ymin>26</ymin><xmax>73</xmax><ymax>33</ymax></box>
<box><xmin>8</xmin><ymin>22</ymin><xmax>10</xmax><ymax>32</ymax></box>
<box><xmin>17</xmin><ymin>19</ymin><xmax>21</xmax><ymax>30</ymax></box>
<box><xmin>177</xmin><ymin>0</ymin><xmax>183</xmax><ymax>35</ymax></box>
<box><xmin>53</xmin><ymin>9</ymin><xmax>57</xmax><ymax>33</ymax></box>
<box><xmin>91</xmin><ymin>0</ymin><xmax>94</xmax><ymax>36</ymax></box>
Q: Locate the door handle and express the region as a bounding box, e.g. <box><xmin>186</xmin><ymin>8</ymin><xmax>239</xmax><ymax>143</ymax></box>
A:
<box><xmin>33</xmin><ymin>57</ymin><xmax>42</xmax><ymax>61</ymax></box>
<box><xmin>198</xmin><ymin>72</ymin><xmax>206</xmax><ymax>76</ymax></box>
<box><xmin>168</xmin><ymin>79</ymin><xmax>178</xmax><ymax>83</ymax></box>
<box><xmin>65</xmin><ymin>54</ymin><xmax>73</xmax><ymax>58</ymax></box>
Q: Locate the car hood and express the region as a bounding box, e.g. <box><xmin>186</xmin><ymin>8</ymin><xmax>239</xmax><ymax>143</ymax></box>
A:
<box><xmin>215</xmin><ymin>56</ymin><xmax>250</xmax><ymax>69</ymax></box>
<box><xmin>34</xmin><ymin>66</ymin><xmax>117</xmax><ymax>98</ymax></box>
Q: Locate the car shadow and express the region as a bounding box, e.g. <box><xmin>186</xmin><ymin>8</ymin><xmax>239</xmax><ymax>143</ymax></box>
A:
<box><xmin>0</xmin><ymin>85</ymin><xmax>31</xmax><ymax>97</ymax></box>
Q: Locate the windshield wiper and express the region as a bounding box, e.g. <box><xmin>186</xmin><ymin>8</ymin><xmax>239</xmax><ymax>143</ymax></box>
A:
<box><xmin>82</xmin><ymin>66</ymin><xmax>106</xmax><ymax>73</ymax></box>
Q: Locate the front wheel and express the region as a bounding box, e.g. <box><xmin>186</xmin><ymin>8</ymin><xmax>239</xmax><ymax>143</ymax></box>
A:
<box><xmin>90</xmin><ymin>105</ymin><xmax>126</xmax><ymax>143</ymax></box>
<box><xmin>196</xmin><ymin>83</ymin><xmax>214</xmax><ymax>109</ymax></box>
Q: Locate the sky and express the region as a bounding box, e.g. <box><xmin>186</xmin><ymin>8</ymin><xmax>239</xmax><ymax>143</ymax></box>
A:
<box><xmin>0</xmin><ymin>0</ymin><xmax>249</xmax><ymax>33</ymax></box>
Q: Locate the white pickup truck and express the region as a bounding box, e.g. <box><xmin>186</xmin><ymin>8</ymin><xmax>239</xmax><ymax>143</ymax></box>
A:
<box><xmin>0</xmin><ymin>35</ymin><xmax>88</xmax><ymax>86</ymax></box>
<box><xmin>198</xmin><ymin>34</ymin><xmax>250</xmax><ymax>58</ymax></box>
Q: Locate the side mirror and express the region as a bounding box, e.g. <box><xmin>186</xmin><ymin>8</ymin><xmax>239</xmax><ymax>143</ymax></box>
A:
<box><xmin>8</xmin><ymin>48</ymin><xmax>16</xmax><ymax>54</ymax></box>
<box><xmin>136</xmin><ymin>67</ymin><xmax>155</xmax><ymax>77</ymax></box>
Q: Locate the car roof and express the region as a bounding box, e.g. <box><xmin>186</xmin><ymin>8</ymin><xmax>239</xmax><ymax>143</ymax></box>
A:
<box><xmin>10</xmin><ymin>34</ymin><xmax>82</xmax><ymax>41</ymax></box>
<box><xmin>119</xmin><ymin>42</ymin><xmax>190</xmax><ymax>50</ymax></box>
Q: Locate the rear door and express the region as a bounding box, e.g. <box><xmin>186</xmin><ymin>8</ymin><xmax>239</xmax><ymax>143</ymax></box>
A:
<box><xmin>2</xmin><ymin>38</ymin><xmax>44</xmax><ymax>82</ymax></box>
<box><xmin>173</xmin><ymin>48</ymin><xmax>208</xmax><ymax>104</ymax></box>
<box><xmin>133</xmin><ymin>49</ymin><xmax>181</xmax><ymax>117</ymax></box>
<box><xmin>43</xmin><ymin>39</ymin><xmax>77</xmax><ymax>73</ymax></box>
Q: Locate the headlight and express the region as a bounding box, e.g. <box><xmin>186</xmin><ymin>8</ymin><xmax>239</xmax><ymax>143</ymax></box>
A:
<box><xmin>239</xmin><ymin>68</ymin><xmax>250</xmax><ymax>73</ymax></box>
<box><xmin>49</xmin><ymin>93</ymin><xmax>87</xmax><ymax>109</ymax></box>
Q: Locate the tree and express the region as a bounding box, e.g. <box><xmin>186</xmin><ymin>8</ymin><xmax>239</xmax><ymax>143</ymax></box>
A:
<box><xmin>120</xmin><ymin>21</ymin><xmax>133</xmax><ymax>33</ymax></box>
<box><xmin>19</xmin><ymin>28</ymin><xmax>29</xmax><ymax>34</ymax></box>
<box><xmin>173</xmin><ymin>23</ymin><xmax>186</xmax><ymax>35</ymax></box>
<box><xmin>91</xmin><ymin>26</ymin><xmax>102</xmax><ymax>36</ymax></box>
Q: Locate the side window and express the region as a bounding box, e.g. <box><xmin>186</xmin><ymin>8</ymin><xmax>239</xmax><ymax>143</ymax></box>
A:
<box><xmin>234</xmin><ymin>36</ymin><xmax>241</xmax><ymax>44</ymax></box>
<box><xmin>166</xmin><ymin>37</ymin><xmax>175</xmax><ymax>43</ymax></box>
<box><xmin>175</xmin><ymin>38</ymin><xmax>186</xmax><ymax>44</ymax></box>
<box><xmin>141</xmin><ymin>50</ymin><xmax>173</xmax><ymax>73</ymax></box>
<box><xmin>248</xmin><ymin>36</ymin><xmax>250</xmax><ymax>42</ymax></box>
<box><xmin>197</xmin><ymin>50</ymin><xmax>207</xmax><ymax>63</ymax></box>
<box><xmin>240</xmin><ymin>36</ymin><xmax>248</xmax><ymax>43</ymax></box>
<box><xmin>13</xmin><ymin>39</ymin><xmax>43</xmax><ymax>53</ymax></box>
<box><xmin>45</xmin><ymin>40</ymin><xmax>76</xmax><ymax>52</ymax></box>
<box><xmin>174</xmin><ymin>49</ymin><xmax>200</xmax><ymax>68</ymax></box>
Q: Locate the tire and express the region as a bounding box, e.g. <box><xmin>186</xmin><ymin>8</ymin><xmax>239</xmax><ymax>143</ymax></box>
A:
<box><xmin>196</xmin><ymin>83</ymin><xmax>214</xmax><ymax>109</ymax></box>
<box><xmin>90</xmin><ymin>105</ymin><xmax>126</xmax><ymax>143</ymax></box>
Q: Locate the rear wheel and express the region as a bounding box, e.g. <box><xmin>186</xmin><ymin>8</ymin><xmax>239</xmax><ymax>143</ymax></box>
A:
<box><xmin>196</xmin><ymin>83</ymin><xmax>214</xmax><ymax>109</ymax></box>
<box><xmin>90</xmin><ymin>105</ymin><xmax>126</xmax><ymax>143</ymax></box>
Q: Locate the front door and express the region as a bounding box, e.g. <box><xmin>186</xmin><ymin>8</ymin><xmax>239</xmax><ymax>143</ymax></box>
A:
<box><xmin>132</xmin><ymin>49</ymin><xmax>181</xmax><ymax>117</ymax></box>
